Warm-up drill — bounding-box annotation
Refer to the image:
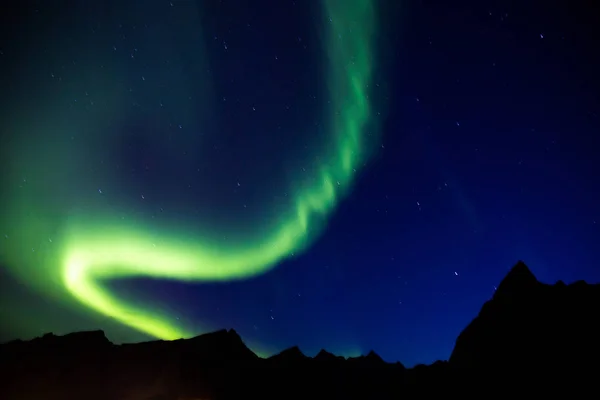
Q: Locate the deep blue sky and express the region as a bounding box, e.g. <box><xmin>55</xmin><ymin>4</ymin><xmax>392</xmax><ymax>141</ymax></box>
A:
<box><xmin>1</xmin><ymin>0</ymin><xmax>599</xmax><ymax>367</ymax></box>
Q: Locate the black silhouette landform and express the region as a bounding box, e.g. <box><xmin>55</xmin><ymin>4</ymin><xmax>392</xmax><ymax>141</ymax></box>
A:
<box><xmin>2</xmin><ymin>261</ymin><xmax>599</xmax><ymax>399</ymax></box>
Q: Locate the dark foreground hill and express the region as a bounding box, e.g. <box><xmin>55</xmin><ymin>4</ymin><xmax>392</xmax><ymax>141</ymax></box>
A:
<box><xmin>1</xmin><ymin>261</ymin><xmax>600</xmax><ymax>399</ymax></box>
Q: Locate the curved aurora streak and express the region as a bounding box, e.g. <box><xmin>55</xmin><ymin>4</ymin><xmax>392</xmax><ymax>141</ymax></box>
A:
<box><xmin>1</xmin><ymin>0</ymin><xmax>378</xmax><ymax>343</ymax></box>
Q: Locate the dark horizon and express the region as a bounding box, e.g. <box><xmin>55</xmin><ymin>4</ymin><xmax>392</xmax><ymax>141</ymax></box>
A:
<box><xmin>3</xmin><ymin>257</ymin><xmax>599</xmax><ymax>399</ymax></box>
<box><xmin>3</xmin><ymin>260</ymin><xmax>595</xmax><ymax>368</ymax></box>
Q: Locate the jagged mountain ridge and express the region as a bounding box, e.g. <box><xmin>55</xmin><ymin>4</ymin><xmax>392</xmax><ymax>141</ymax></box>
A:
<box><xmin>2</xmin><ymin>260</ymin><xmax>600</xmax><ymax>399</ymax></box>
<box><xmin>1</xmin><ymin>328</ymin><xmax>384</xmax><ymax>367</ymax></box>
<box><xmin>449</xmin><ymin>260</ymin><xmax>600</xmax><ymax>374</ymax></box>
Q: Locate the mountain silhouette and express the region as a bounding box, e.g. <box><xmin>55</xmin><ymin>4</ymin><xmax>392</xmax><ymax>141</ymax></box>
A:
<box><xmin>315</xmin><ymin>348</ymin><xmax>341</xmax><ymax>362</ymax></box>
<box><xmin>266</xmin><ymin>345</ymin><xmax>308</xmax><ymax>366</ymax></box>
<box><xmin>494</xmin><ymin>259</ymin><xmax>540</xmax><ymax>295</ymax></box>
<box><xmin>449</xmin><ymin>260</ymin><xmax>600</xmax><ymax>387</ymax></box>
<box><xmin>1</xmin><ymin>261</ymin><xmax>600</xmax><ymax>398</ymax></box>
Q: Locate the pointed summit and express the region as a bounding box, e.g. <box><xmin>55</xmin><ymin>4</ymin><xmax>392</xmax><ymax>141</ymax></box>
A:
<box><xmin>269</xmin><ymin>346</ymin><xmax>306</xmax><ymax>362</ymax></box>
<box><xmin>365</xmin><ymin>350</ymin><xmax>384</xmax><ymax>363</ymax></box>
<box><xmin>314</xmin><ymin>349</ymin><xmax>345</xmax><ymax>364</ymax></box>
<box><xmin>315</xmin><ymin>349</ymin><xmax>337</xmax><ymax>361</ymax></box>
<box><xmin>495</xmin><ymin>260</ymin><xmax>538</xmax><ymax>297</ymax></box>
<box><xmin>267</xmin><ymin>346</ymin><xmax>309</xmax><ymax>367</ymax></box>
<box><xmin>227</xmin><ymin>328</ymin><xmax>242</xmax><ymax>341</ymax></box>
<box><xmin>183</xmin><ymin>328</ymin><xmax>257</xmax><ymax>361</ymax></box>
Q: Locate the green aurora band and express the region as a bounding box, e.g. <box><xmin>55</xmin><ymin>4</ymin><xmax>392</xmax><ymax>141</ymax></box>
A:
<box><xmin>1</xmin><ymin>0</ymin><xmax>378</xmax><ymax>348</ymax></box>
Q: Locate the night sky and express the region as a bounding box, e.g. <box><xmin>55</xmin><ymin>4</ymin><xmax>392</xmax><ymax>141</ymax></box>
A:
<box><xmin>1</xmin><ymin>0</ymin><xmax>599</xmax><ymax>367</ymax></box>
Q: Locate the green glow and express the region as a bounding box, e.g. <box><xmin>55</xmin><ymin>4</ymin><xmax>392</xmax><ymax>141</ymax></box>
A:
<box><xmin>1</xmin><ymin>0</ymin><xmax>378</xmax><ymax>345</ymax></box>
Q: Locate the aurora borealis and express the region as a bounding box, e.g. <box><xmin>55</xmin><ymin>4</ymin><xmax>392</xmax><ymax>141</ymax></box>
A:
<box><xmin>2</xmin><ymin>0</ymin><xmax>380</xmax><ymax>351</ymax></box>
<box><xmin>2</xmin><ymin>0</ymin><xmax>600</xmax><ymax>367</ymax></box>
<box><xmin>58</xmin><ymin>0</ymin><xmax>377</xmax><ymax>342</ymax></box>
